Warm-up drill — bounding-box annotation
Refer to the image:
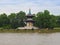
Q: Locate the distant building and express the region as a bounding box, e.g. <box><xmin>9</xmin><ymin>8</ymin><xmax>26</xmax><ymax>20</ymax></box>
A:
<box><xmin>25</xmin><ymin>9</ymin><xmax>34</xmax><ymax>27</ymax></box>
<box><xmin>17</xmin><ymin>9</ymin><xmax>38</xmax><ymax>29</ymax></box>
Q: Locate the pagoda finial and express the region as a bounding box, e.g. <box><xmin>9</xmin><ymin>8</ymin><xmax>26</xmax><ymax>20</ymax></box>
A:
<box><xmin>29</xmin><ymin>9</ymin><xmax>31</xmax><ymax>15</ymax></box>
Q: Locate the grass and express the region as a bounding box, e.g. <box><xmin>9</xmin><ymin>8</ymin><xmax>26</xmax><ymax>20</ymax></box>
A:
<box><xmin>0</xmin><ymin>29</ymin><xmax>60</xmax><ymax>33</ymax></box>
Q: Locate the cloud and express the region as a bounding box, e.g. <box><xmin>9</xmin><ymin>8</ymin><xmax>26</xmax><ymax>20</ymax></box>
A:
<box><xmin>0</xmin><ymin>0</ymin><xmax>60</xmax><ymax>15</ymax></box>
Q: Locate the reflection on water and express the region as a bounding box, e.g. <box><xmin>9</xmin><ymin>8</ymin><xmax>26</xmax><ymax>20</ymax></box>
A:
<box><xmin>0</xmin><ymin>33</ymin><xmax>60</xmax><ymax>45</ymax></box>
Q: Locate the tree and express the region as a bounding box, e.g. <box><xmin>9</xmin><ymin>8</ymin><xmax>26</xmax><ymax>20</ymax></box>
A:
<box><xmin>56</xmin><ymin>16</ymin><xmax>60</xmax><ymax>27</ymax></box>
<box><xmin>34</xmin><ymin>10</ymin><xmax>56</xmax><ymax>29</ymax></box>
<box><xmin>44</xmin><ymin>10</ymin><xmax>50</xmax><ymax>15</ymax></box>
<box><xmin>16</xmin><ymin>11</ymin><xmax>26</xmax><ymax>27</ymax></box>
<box><xmin>8</xmin><ymin>13</ymin><xmax>17</xmax><ymax>28</ymax></box>
<box><xmin>8</xmin><ymin>11</ymin><xmax>26</xmax><ymax>29</ymax></box>
<box><xmin>47</xmin><ymin>15</ymin><xmax>56</xmax><ymax>29</ymax></box>
<box><xmin>34</xmin><ymin>12</ymin><xmax>44</xmax><ymax>28</ymax></box>
<box><xmin>0</xmin><ymin>13</ymin><xmax>9</xmax><ymax>27</ymax></box>
<box><xmin>8</xmin><ymin>13</ymin><xmax>16</xmax><ymax>23</ymax></box>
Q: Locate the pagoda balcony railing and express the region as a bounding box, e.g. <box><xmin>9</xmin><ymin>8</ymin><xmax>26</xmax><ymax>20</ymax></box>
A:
<box><xmin>27</xmin><ymin>18</ymin><xmax>33</xmax><ymax>20</ymax></box>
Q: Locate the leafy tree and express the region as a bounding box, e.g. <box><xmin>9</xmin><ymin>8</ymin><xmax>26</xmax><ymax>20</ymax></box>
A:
<box><xmin>34</xmin><ymin>10</ymin><xmax>56</xmax><ymax>29</ymax></box>
<box><xmin>56</xmin><ymin>16</ymin><xmax>60</xmax><ymax>27</ymax></box>
<box><xmin>8</xmin><ymin>13</ymin><xmax>17</xmax><ymax>28</ymax></box>
<box><xmin>34</xmin><ymin>12</ymin><xmax>44</xmax><ymax>28</ymax></box>
<box><xmin>0</xmin><ymin>13</ymin><xmax>9</xmax><ymax>27</ymax></box>
<box><xmin>8</xmin><ymin>13</ymin><xmax>16</xmax><ymax>23</ymax></box>
<box><xmin>16</xmin><ymin>11</ymin><xmax>26</xmax><ymax>27</ymax></box>
<box><xmin>7</xmin><ymin>11</ymin><xmax>26</xmax><ymax>29</ymax></box>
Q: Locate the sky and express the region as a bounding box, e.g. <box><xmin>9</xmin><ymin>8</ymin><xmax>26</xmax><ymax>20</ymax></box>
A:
<box><xmin>0</xmin><ymin>0</ymin><xmax>60</xmax><ymax>15</ymax></box>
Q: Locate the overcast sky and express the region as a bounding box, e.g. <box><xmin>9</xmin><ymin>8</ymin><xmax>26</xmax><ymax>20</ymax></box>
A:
<box><xmin>0</xmin><ymin>0</ymin><xmax>60</xmax><ymax>15</ymax></box>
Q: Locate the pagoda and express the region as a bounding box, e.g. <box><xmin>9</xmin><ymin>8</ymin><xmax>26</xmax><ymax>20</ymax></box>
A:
<box><xmin>25</xmin><ymin>9</ymin><xmax>34</xmax><ymax>27</ymax></box>
<box><xmin>17</xmin><ymin>9</ymin><xmax>38</xmax><ymax>29</ymax></box>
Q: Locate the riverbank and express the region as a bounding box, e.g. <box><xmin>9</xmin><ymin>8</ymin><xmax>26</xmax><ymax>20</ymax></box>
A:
<box><xmin>0</xmin><ymin>29</ymin><xmax>60</xmax><ymax>33</ymax></box>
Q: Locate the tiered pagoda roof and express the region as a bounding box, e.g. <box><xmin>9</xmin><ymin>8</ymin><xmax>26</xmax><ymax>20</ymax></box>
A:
<box><xmin>26</xmin><ymin>9</ymin><xmax>34</xmax><ymax>18</ymax></box>
<box><xmin>26</xmin><ymin>9</ymin><xmax>35</xmax><ymax>22</ymax></box>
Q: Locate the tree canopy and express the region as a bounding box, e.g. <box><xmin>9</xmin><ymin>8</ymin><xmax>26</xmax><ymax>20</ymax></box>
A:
<box><xmin>0</xmin><ymin>10</ymin><xmax>59</xmax><ymax>29</ymax></box>
<box><xmin>34</xmin><ymin>10</ymin><xmax>56</xmax><ymax>29</ymax></box>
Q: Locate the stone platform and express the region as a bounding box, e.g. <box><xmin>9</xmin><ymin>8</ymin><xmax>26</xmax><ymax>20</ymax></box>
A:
<box><xmin>17</xmin><ymin>26</ymin><xmax>38</xmax><ymax>29</ymax></box>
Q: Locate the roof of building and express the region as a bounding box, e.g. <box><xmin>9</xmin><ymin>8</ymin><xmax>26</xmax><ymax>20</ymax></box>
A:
<box><xmin>26</xmin><ymin>9</ymin><xmax>34</xmax><ymax>17</ymax></box>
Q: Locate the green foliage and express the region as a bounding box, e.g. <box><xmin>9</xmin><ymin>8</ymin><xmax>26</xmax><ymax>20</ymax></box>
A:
<box><xmin>34</xmin><ymin>10</ymin><xmax>56</xmax><ymax>29</ymax></box>
<box><xmin>56</xmin><ymin>16</ymin><xmax>60</xmax><ymax>27</ymax></box>
<box><xmin>0</xmin><ymin>10</ymin><xmax>59</xmax><ymax>29</ymax></box>
<box><xmin>0</xmin><ymin>11</ymin><xmax>26</xmax><ymax>29</ymax></box>
<box><xmin>8</xmin><ymin>13</ymin><xmax>17</xmax><ymax>28</ymax></box>
<box><xmin>16</xmin><ymin>11</ymin><xmax>26</xmax><ymax>20</ymax></box>
<box><xmin>0</xmin><ymin>13</ymin><xmax>9</xmax><ymax>27</ymax></box>
<box><xmin>16</xmin><ymin>11</ymin><xmax>26</xmax><ymax>27</ymax></box>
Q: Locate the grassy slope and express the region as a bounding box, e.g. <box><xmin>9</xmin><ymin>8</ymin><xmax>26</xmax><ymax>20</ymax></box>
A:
<box><xmin>0</xmin><ymin>29</ymin><xmax>60</xmax><ymax>33</ymax></box>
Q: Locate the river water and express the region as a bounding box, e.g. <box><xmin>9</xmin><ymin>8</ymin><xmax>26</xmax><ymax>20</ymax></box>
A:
<box><xmin>0</xmin><ymin>33</ymin><xmax>60</xmax><ymax>45</ymax></box>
